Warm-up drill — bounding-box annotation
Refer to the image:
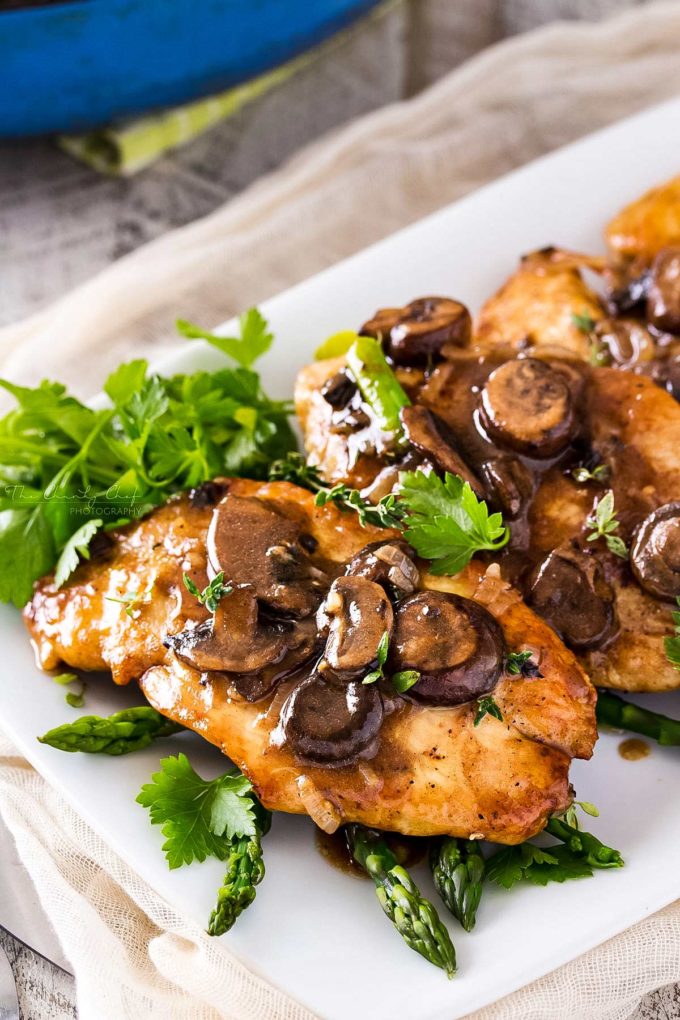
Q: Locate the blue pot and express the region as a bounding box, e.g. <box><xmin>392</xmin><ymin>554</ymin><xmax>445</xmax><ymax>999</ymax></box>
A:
<box><xmin>0</xmin><ymin>0</ymin><xmax>381</xmax><ymax>137</ymax></box>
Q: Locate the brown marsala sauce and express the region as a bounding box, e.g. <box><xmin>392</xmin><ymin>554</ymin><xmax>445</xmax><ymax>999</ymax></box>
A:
<box><xmin>618</xmin><ymin>737</ymin><xmax>651</xmax><ymax>761</ymax></box>
<box><xmin>315</xmin><ymin>827</ymin><xmax>428</xmax><ymax>877</ymax></box>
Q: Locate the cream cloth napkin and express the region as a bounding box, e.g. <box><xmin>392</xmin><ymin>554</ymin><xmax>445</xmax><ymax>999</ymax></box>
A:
<box><xmin>1</xmin><ymin>5</ymin><xmax>680</xmax><ymax>1019</ymax></box>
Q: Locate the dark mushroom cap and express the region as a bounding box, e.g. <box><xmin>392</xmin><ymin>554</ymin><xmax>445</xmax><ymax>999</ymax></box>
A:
<box><xmin>165</xmin><ymin>585</ymin><xmax>288</xmax><ymax>673</ymax></box>
<box><xmin>652</xmin><ymin>354</ymin><xmax>680</xmax><ymax>402</ymax></box>
<box><xmin>317</xmin><ymin>576</ymin><xmax>393</xmax><ymax>675</ymax></box>
<box><xmin>592</xmin><ymin>318</ymin><xmax>653</xmax><ymax>370</ymax></box>
<box><xmin>391</xmin><ymin>591</ymin><xmax>506</xmax><ymax>706</ymax></box>
<box><xmin>400</xmin><ymin>405</ymin><xmax>484</xmax><ymax>495</ymax></box>
<box><xmin>630</xmin><ymin>502</ymin><xmax>680</xmax><ymax>600</ymax></box>
<box><xmin>346</xmin><ymin>539</ymin><xmax>419</xmax><ymax>597</ymax></box>
<box><xmin>207</xmin><ymin>494</ymin><xmax>326</xmax><ymax>618</ymax></box>
<box><xmin>280</xmin><ymin>669</ymin><xmax>384</xmax><ymax>765</ymax></box>
<box><xmin>480</xmin><ymin>358</ymin><xmax>576</xmax><ymax>459</ymax></box>
<box><xmin>360</xmin><ymin>297</ymin><xmax>472</xmax><ymax>366</ymax></box>
<box><xmin>527</xmin><ymin>550</ymin><xmax>617</xmax><ymax>650</ymax></box>
<box><xmin>478</xmin><ymin>454</ymin><xmax>534</xmax><ymax>519</ymax></box>
<box><xmin>647</xmin><ymin>247</ymin><xmax>680</xmax><ymax>334</ymax></box>
<box><xmin>321</xmin><ymin>368</ymin><xmax>358</xmax><ymax>410</ymax></box>
<box><xmin>165</xmin><ymin>586</ymin><xmax>319</xmax><ymax>697</ymax></box>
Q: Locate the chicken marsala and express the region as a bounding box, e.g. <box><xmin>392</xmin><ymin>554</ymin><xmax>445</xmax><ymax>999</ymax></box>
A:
<box><xmin>25</xmin><ymin>478</ymin><xmax>596</xmax><ymax>843</ymax></box>
<box><xmin>295</xmin><ymin>209</ymin><xmax>680</xmax><ymax>693</ymax></box>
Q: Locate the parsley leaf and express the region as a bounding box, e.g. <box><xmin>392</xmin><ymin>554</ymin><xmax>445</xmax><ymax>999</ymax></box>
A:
<box><xmin>177</xmin><ymin>308</ymin><xmax>273</xmax><ymax>369</ymax></box>
<box><xmin>485</xmin><ymin>843</ymin><xmax>560</xmax><ymax>889</ymax></box>
<box><xmin>362</xmin><ymin>631</ymin><xmax>390</xmax><ymax>685</ymax></box>
<box><xmin>485</xmin><ymin>842</ymin><xmax>592</xmax><ymax>889</ymax></box>
<box><xmin>399</xmin><ymin>470</ymin><xmax>509</xmax><ymax>575</ymax></box>
<box><xmin>474</xmin><ymin>695</ymin><xmax>503</xmax><ymax>726</ymax></box>
<box><xmin>0</xmin><ymin>506</ymin><xmax>56</xmax><ymax>607</ymax></box>
<box><xmin>54</xmin><ymin>518</ymin><xmax>103</xmax><ymax>588</ymax></box>
<box><xmin>137</xmin><ymin>753</ymin><xmax>257</xmax><ymax>869</ymax></box>
<box><xmin>571</xmin><ymin>464</ymin><xmax>609</xmax><ymax>485</ymax></box>
<box><xmin>506</xmin><ymin>650</ymin><xmax>543</xmax><ymax>678</ymax></box>
<box><xmin>392</xmin><ymin>669</ymin><xmax>421</xmax><ymax>693</ymax></box>
<box><xmin>664</xmin><ymin>597</ymin><xmax>680</xmax><ymax>671</ymax></box>
<box><xmin>269</xmin><ymin>453</ymin><xmax>405</xmax><ymax>529</ymax></box>
<box><xmin>0</xmin><ymin>308</ymin><xmax>295</xmax><ymax>607</ymax></box>
<box><xmin>105</xmin><ymin>585</ymin><xmax>154</xmax><ymax>619</ymax></box>
<box><xmin>585</xmin><ymin>490</ymin><xmax>628</xmax><ymax>559</ymax></box>
<box><xmin>183</xmin><ymin>571</ymin><xmax>232</xmax><ymax>613</ymax></box>
<box><xmin>571</xmin><ymin>310</ymin><xmax>596</xmax><ymax>334</ymax></box>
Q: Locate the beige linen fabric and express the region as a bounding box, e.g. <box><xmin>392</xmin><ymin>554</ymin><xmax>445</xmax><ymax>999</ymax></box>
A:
<box><xmin>1</xmin><ymin>4</ymin><xmax>680</xmax><ymax>1018</ymax></box>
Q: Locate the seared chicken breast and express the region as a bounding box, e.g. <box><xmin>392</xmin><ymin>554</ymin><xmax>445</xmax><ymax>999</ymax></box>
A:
<box><xmin>295</xmin><ymin>297</ymin><xmax>680</xmax><ymax>692</ymax></box>
<box><xmin>25</xmin><ymin>479</ymin><xmax>596</xmax><ymax>844</ymax></box>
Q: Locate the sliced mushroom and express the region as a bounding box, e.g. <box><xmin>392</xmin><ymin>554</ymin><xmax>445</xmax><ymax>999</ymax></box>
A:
<box><xmin>400</xmin><ymin>405</ymin><xmax>484</xmax><ymax>494</ymax></box>
<box><xmin>592</xmin><ymin>318</ymin><xmax>655</xmax><ymax>369</ymax></box>
<box><xmin>207</xmin><ymin>494</ymin><xmax>326</xmax><ymax>618</ymax></box>
<box><xmin>480</xmin><ymin>357</ymin><xmax>576</xmax><ymax>458</ymax></box>
<box><xmin>189</xmin><ymin>480</ymin><xmax>228</xmax><ymax>508</ymax></box>
<box><xmin>605</xmin><ymin>264</ymin><xmax>651</xmax><ymax>316</ymax></box>
<box><xmin>360</xmin><ymin>297</ymin><xmax>472</xmax><ymax>366</ymax></box>
<box><xmin>321</xmin><ymin>369</ymin><xmax>358</xmax><ymax>409</ymax></box>
<box><xmin>346</xmin><ymin>540</ymin><xmax>419</xmax><ymax>596</ymax></box>
<box><xmin>630</xmin><ymin>503</ymin><xmax>680</xmax><ymax>600</ymax></box>
<box><xmin>478</xmin><ymin>455</ymin><xmax>534</xmax><ymax>519</ymax></box>
<box><xmin>391</xmin><ymin>591</ymin><xmax>506</xmax><ymax>706</ymax></box>
<box><xmin>647</xmin><ymin>248</ymin><xmax>680</xmax><ymax>334</ymax></box>
<box><xmin>527</xmin><ymin>550</ymin><xmax>617</xmax><ymax>650</ymax></box>
<box><xmin>321</xmin><ymin>370</ymin><xmax>371</xmax><ymax>433</ymax></box>
<box><xmin>165</xmin><ymin>585</ymin><xmax>288</xmax><ymax>673</ymax></box>
<box><xmin>652</xmin><ymin>354</ymin><xmax>680</xmax><ymax>401</ymax></box>
<box><xmin>281</xmin><ymin>669</ymin><xmax>384</xmax><ymax>764</ymax></box>
<box><xmin>165</xmin><ymin>585</ymin><xmax>319</xmax><ymax>695</ymax></box>
<box><xmin>317</xmin><ymin>576</ymin><xmax>393</xmax><ymax>675</ymax></box>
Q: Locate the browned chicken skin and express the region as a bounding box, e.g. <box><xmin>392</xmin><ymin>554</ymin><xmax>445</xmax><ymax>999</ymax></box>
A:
<box><xmin>25</xmin><ymin>479</ymin><xmax>596</xmax><ymax>844</ymax></box>
<box><xmin>295</xmin><ymin>171</ymin><xmax>680</xmax><ymax>692</ymax></box>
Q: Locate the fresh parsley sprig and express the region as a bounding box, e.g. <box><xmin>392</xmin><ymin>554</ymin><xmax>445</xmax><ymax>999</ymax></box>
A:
<box><xmin>0</xmin><ymin>309</ymin><xmax>295</xmax><ymax>606</ymax></box>
<box><xmin>105</xmin><ymin>584</ymin><xmax>154</xmax><ymax>619</ymax></box>
<box><xmin>177</xmin><ymin>308</ymin><xmax>273</xmax><ymax>369</ymax></box>
<box><xmin>505</xmin><ymin>650</ymin><xmax>543</xmax><ymax>678</ymax></box>
<box><xmin>571</xmin><ymin>310</ymin><xmax>596</xmax><ymax>334</ymax></box>
<box><xmin>362</xmin><ymin>632</ymin><xmax>390</xmax><ymax>685</ymax></box>
<box><xmin>399</xmin><ymin>470</ymin><xmax>509</xmax><ymax>575</ymax></box>
<box><xmin>474</xmin><ymin>695</ymin><xmax>503</xmax><ymax>726</ymax></box>
<box><xmin>585</xmin><ymin>490</ymin><xmax>628</xmax><ymax>559</ymax></box>
<box><xmin>138</xmin><ymin>753</ymin><xmax>271</xmax><ymax>934</ymax></box>
<box><xmin>392</xmin><ymin>669</ymin><xmax>421</xmax><ymax>693</ymax></box>
<box><xmin>485</xmin><ymin>842</ymin><xmax>593</xmax><ymax>889</ymax></box>
<box><xmin>268</xmin><ymin>453</ymin><xmax>405</xmax><ymax>529</ymax></box>
<box><xmin>571</xmin><ymin>464</ymin><xmax>609</xmax><ymax>485</ymax></box>
<box><xmin>183</xmin><ymin>571</ymin><xmax>232</xmax><ymax>613</ymax></box>
<box><xmin>137</xmin><ymin>753</ymin><xmax>259</xmax><ymax>869</ymax></box>
<box><xmin>664</xmin><ymin>597</ymin><xmax>680</xmax><ymax>671</ymax></box>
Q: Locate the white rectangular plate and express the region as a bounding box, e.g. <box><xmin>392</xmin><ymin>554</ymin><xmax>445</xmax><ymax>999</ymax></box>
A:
<box><xmin>2</xmin><ymin>98</ymin><xmax>680</xmax><ymax>1020</ymax></box>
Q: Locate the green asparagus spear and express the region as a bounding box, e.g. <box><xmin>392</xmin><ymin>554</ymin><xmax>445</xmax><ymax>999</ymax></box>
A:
<box><xmin>596</xmin><ymin>689</ymin><xmax>680</xmax><ymax>746</ymax></box>
<box><xmin>544</xmin><ymin>817</ymin><xmax>623</xmax><ymax>869</ymax></box>
<box><xmin>208</xmin><ymin>805</ymin><xmax>272</xmax><ymax>936</ymax></box>
<box><xmin>429</xmin><ymin>837</ymin><xmax>484</xmax><ymax>932</ymax></box>
<box><xmin>345</xmin><ymin>336</ymin><xmax>410</xmax><ymax>437</ymax></box>
<box><xmin>346</xmin><ymin>824</ymin><xmax>456</xmax><ymax>977</ymax></box>
<box><xmin>39</xmin><ymin>706</ymin><xmax>183</xmax><ymax>755</ymax></box>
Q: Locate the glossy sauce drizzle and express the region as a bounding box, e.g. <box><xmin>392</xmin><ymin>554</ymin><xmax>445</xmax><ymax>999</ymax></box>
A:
<box><xmin>618</xmin><ymin>737</ymin><xmax>651</xmax><ymax>761</ymax></box>
<box><xmin>315</xmin><ymin>827</ymin><xmax>428</xmax><ymax>877</ymax></box>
